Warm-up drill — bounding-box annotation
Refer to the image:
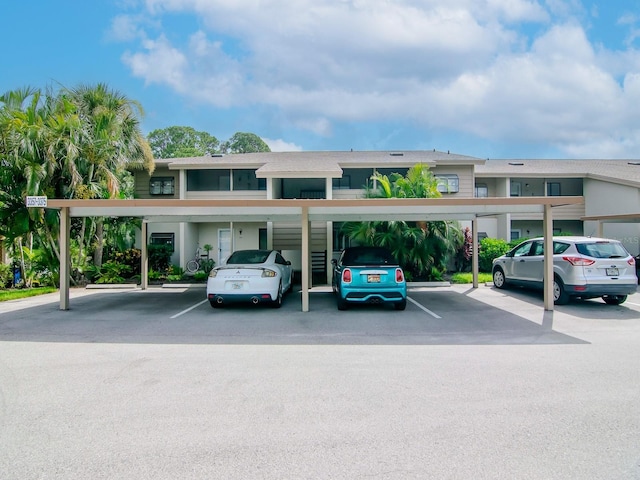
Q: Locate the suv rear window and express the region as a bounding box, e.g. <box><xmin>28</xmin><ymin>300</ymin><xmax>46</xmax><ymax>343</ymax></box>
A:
<box><xmin>575</xmin><ymin>242</ymin><xmax>629</xmax><ymax>259</ymax></box>
<box><xmin>341</xmin><ymin>247</ymin><xmax>397</xmax><ymax>266</ymax></box>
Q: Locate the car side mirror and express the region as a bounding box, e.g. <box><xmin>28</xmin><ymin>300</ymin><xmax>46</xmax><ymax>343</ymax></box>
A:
<box><xmin>286</xmin><ymin>261</ymin><xmax>291</xmax><ymax>266</ymax></box>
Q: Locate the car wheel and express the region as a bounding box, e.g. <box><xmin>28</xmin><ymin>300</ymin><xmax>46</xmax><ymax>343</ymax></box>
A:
<box><xmin>603</xmin><ymin>295</ymin><xmax>627</xmax><ymax>305</ymax></box>
<box><xmin>553</xmin><ymin>277</ymin><xmax>570</xmax><ymax>305</ymax></box>
<box><xmin>394</xmin><ymin>298</ymin><xmax>407</xmax><ymax>311</ymax></box>
<box><xmin>271</xmin><ymin>282</ymin><xmax>283</xmax><ymax>308</ymax></box>
<box><xmin>209</xmin><ymin>300</ymin><xmax>222</xmax><ymax>309</ymax></box>
<box><xmin>337</xmin><ymin>297</ymin><xmax>349</xmax><ymax>310</ymax></box>
<box><xmin>493</xmin><ymin>268</ymin><xmax>506</xmax><ymax>289</ymax></box>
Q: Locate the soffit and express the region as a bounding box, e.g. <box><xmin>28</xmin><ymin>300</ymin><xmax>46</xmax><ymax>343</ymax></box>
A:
<box><xmin>46</xmin><ymin>197</ymin><xmax>584</xmax><ymax>223</ymax></box>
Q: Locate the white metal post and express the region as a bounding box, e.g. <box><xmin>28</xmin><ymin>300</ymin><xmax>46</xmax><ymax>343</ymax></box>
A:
<box><xmin>543</xmin><ymin>204</ymin><xmax>554</xmax><ymax>311</ymax></box>
<box><xmin>59</xmin><ymin>207</ymin><xmax>70</xmax><ymax>310</ymax></box>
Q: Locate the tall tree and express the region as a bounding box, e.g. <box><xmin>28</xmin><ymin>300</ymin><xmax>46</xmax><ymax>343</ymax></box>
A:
<box><xmin>148</xmin><ymin>126</ymin><xmax>219</xmax><ymax>158</ymax></box>
<box><xmin>341</xmin><ymin>164</ymin><xmax>462</xmax><ymax>281</ymax></box>
<box><xmin>63</xmin><ymin>83</ymin><xmax>154</xmax><ymax>267</ymax></box>
<box><xmin>221</xmin><ymin>132</ymin><xmax>270</xmax><ymax>154</ymax></box>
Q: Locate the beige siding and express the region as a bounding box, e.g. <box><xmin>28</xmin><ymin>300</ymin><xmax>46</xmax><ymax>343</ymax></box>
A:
<box><xmin>272</xmin><ymin>222</ymin><xmax>328</xmax><ymax>251</ymax></box>
<box><xmin>186</xmin><ymin>190</ymin><xmax>268</xmax><ymax>200</ymax></box>
<box><xmin>431</xmin><ymin>165</ymin><xmax>474</xmax><ymax>197</ymax></box>
<box><xmin>134</xmin><ymin>168</ymin><xmax>179</xmax><ymax>200</ymax></box>
<box><xmin>511</xmin><ymin>203</ymin><xmax>586</xmax><ymax>221</ymax></box>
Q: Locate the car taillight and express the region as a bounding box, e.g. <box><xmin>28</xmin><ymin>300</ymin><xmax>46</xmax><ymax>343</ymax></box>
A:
<box><xmin>342</xmin><ymin>268</ymin><xmax>352</xmax><ymax>283</ymax></box>
<box><xmin>395</xmin><ymin>268</ymin><xmax>404</xmax><ymax>283</ymax></box>
<box><xmin>262</xmin><ymin>269</ymin><xmax>277</xmax><ymax>277</ymax></box>
<box><xmin>562</xmin><ymin>256</ymin><xmax>595</xmax><ymax>266</ymax></box>
<box><xmin>628</xmin><ymin>257</ymin><xmax>636</xmax><ymax>267</ymax></box>
<box><xmin>209</xmin><ymin>269</ymin><xmax>218</xmax><ymax>278</ymax></box>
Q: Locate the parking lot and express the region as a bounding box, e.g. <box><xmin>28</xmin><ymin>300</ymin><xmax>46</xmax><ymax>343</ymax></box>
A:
<box><xmin>1</xmin><ymin>284</ymin><xmax>640</xmax><ymax>479</ymax></box>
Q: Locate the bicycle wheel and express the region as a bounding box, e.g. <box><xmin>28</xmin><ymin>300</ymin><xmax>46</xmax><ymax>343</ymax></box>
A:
<box><xmin>186</xmin><ymin>259</ymin><xmax>200</xmax><ymax>273</ymax></box>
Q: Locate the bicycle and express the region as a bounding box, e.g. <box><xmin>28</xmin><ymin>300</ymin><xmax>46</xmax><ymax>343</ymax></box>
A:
<box><xmin>186</xmin><ymin>247</ymin><xmax>202</xmax><ymax>273</ymax></box>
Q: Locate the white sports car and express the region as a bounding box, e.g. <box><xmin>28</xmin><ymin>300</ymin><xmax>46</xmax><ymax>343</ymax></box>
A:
<box><xmin>207</xmin><ymin>249</ymin><xmax>293</xmax><ymax>308</ymax></box>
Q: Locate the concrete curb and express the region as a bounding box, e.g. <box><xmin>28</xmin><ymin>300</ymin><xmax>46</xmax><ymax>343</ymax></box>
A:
<box><xmin>85</xmin><ymin>284</ymin><xmax>138</xmax><ymax>290</ymax></box>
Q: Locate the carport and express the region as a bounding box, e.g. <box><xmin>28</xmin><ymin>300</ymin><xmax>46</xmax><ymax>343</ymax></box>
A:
<box><xmin>47</xmin><ymin>196</ymin><xmax>584</xmax><ymax>312</ymax></box>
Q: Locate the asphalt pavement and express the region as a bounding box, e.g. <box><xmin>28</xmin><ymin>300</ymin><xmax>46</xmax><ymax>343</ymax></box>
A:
<box><xmin>1</xmin><ymin>284</ymin><xmax>639</xmax><ymax>479</ymax></box>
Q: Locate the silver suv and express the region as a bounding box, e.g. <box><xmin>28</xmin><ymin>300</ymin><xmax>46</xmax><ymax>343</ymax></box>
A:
<box><xmin>492</xmin><ymin>236</ymin><xmax>637</xmax><ymax>305</ymax></box>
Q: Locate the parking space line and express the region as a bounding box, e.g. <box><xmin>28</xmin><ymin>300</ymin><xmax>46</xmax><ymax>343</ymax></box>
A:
<box><xmin>407</xmin><ymin>296</ymin><xmax>441</xmax><ymax>318</ymax></box>
<box><xmin>171</xmin><ymin>299</ymin><xmax>208</xmax><ymax>319</ymax></box>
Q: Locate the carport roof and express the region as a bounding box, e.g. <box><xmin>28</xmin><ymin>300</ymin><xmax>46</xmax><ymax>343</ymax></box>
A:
<box><xmin>47</xmin><ymin>196</ymin><xmax>584</xmax><ymax>223</ymax></box>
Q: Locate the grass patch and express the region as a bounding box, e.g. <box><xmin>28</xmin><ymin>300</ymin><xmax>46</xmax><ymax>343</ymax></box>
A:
<box><xmin>0</xmin><ymin>287</ymin><xmax>58</xmax><ymax>302</ymax></box>
<box><xmin>449</xmin><ymin>272</ymin><xmax>493</xmax><ymax>284</ymax></box>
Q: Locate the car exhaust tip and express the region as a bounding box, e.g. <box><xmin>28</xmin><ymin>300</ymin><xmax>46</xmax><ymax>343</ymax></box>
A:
<box><xmin>216</xmin><ymin>297</ymin><xmax>224</xmax><ymax>304</ymax></box>
<box><xmin>251</xmin><ymin>297</ymin><xmax>259</xmax><ymax>304</ymax></box>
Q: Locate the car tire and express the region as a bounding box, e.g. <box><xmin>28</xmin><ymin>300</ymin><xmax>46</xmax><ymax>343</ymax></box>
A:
<box><xmin>553</xmin><ymin>277</ymin><xmax>570</xmax><ymax>305</ymax></box>
<box><xmin>603</xmin><ymin>295</ymin><xmax>627</xmax><ymax>305</ymax></box>
<box><xmin>493</xmin><ymin>268</ymin><xmax>506</xmax><ymax>289</ymax></box>
<box><xmin>337</xmin><ymin>297</ymin><xmax>349</xmax><ymax>310</ymax></box>
<box><xmin>394</xmin><ymin>298</ymin><xmax>407</xmax><ymax>311</ymax></box>
<box><xmin>209</xmin><ymin>300</ymin><xmax>222</xmax><ymax>309</ymax></box>
<box><xmin>271</xmin><ymin>282</ymin><xmax>283</xmax><ymax>308</ymax></box>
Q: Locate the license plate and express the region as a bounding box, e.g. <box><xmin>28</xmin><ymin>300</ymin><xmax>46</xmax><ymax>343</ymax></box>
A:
<box><xmin>606</xmin><ymin>268</ymin><xmax>619</xmax><ymax>276</ymax></box>
<box><xmin>367</xmin><ymin>274</ymin><xmax>380</xmax><ymax>283</ymax></box>
<box><xmin>232</xmin><ymin>282</ymin><xmax>244</xmax><ymax>289</ymax></box>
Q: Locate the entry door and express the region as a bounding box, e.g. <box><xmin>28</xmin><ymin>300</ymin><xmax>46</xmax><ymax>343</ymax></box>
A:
<box><xmin>218</xmin><ymin>228</ymin><xmax>231</xmax><ymax>264</ymax></box>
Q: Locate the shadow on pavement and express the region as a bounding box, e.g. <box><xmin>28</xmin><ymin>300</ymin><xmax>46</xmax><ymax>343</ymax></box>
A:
<box><xmin>0</xmin><ymin>287</ymin><xmax>588</xmax><ymax>346</ymax></box>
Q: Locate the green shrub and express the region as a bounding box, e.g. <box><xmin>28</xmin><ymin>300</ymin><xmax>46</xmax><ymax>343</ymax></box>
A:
<box><xmin>94</xmin><ymin>261</ymin><xmax>132</xmax><ymax>284</ymax></box>
<box><xmin>479</xmin><ymin>237</ymin><xmax>511</xmax><ymax>272</ymax></box>
<box><xmin>0</xmin><ymin>263</ymin><xmax>12</xmax><ymax>288</ymax></box>
<box><xmin>148</xmin><ymin>244</ymin><xmax>173</xmax><ymax>271</ymax></box>
<box><xmin>199</xmin><ymin>258</ymin><xmax>215</xmax><ymax>273</ymax></box>
<box><xmin>169</xmin><ymin>264</ymin><xmax>184</xmax><ymax>276</ymax></box>
<box><xmin>148</xmin><ymin>269</ymin><xmax>164</xmax><ymax>281</ymax></box>
<box><xmin>109</xmin><ymin>248</ymin><xmax>142</xmax><ymax>276</ymax></box>
<box><xmin>193</xmin><ymin>271</ymin><xmax>208</xmax><ymax>282</ymax></box>
<box><xmin>166</xmin><ymin>274</ymin><xmax>183</xmax><ymax>282</ymax></box>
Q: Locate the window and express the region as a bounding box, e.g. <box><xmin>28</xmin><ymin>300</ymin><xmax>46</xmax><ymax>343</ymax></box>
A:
<box><xmin>340</xmin><ymin>169</ymin><xmax>373</xmax><ymax>189</ymax></box>
<box><xmin>149</xmin><ymin>177</ymin><xmax>175</xmax><ymax>195</ymax></box>
<box><xmin>233</xmin><ymin>169</ymin><xmax>266</xmax><ymax>191</ymax></box>
<box><xmin>475</xmin><ymin>184</ymin><xmax>488</xmax><ymax>197</ymax></box>
<box><xmin>510</xmin><ymin>182</ymin><xmax>521</xmax><ymax>197</ymax></box>
<box><xmin>547</xmin><ymin>182</ymin><xmax>561</xmax><ymax>196</ymax></box>
<box><xmin>436</xmin><ymin>174</ymin><xmax>459</xmax><ymax>194</ymax></box>
<box><xmin>332</xmin><ymin>175</ymin><xmax>351</xmax><ymax>189</ymax></box>
<box><xmin>187</xmin><ymin>169</ymin><xmax>231</xmax><ymax>191</ymax></box>
<box><xmin>149</xmin><ymin>233</ymin><xmax>175</xmax><ymax>252</ymax></box>
<box><xmin>511</xmin><ymin>229</ymin><xmax>521</xmax><ymax>241</ymax></box>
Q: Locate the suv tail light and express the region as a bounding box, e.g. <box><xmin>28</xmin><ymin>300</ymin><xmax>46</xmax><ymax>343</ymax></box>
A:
<box><xmin>628</xmin><ymin>257</ymin><xmax>636</xmax><ymax>267</ymax></box>
<box><xmin>342</xmin><ymin>268</ymin><xmax>352</xmax><ymax>283</ymax></box>
<box><xmin>395</xmin><ymin>268</ymin><xmax>405</xmax><ymax>283</ymax></box>
<box><xmin>562</xmin><ymin>256</ymin><xmax>596</xmax><ymax>266</ymax></box>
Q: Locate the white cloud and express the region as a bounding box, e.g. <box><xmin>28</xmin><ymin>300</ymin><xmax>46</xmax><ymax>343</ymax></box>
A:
<box><xmin>115</xmin><ymin>0</ymin><xmax>640</xmax><ymax>157</ymax></box>
<box><xmin>263</xmin><ymin>138</ymin><xmax>303</xmax><ymax>152</ymax></box>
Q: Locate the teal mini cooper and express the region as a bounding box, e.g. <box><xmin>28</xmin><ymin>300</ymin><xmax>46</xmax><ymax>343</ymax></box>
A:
<box><xmin>331</xmin><ymin>246</ymin><xmax>407</xmax><ymax>311</ymax></box>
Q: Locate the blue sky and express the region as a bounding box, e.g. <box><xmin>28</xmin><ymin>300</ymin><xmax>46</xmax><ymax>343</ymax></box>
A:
<box><xmin>3</xmin><ymin>0</ymin><xmax>640</xmax><ymax>158</ymax></box>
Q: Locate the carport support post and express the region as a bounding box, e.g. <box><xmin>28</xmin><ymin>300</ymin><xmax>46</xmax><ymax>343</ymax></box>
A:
<box><xmin>301</xmin><ymin>206</ymin><xmax>310</xmax><ymax>312</ymax></box>
<box><xmin>59</xmin><ymin>207</ymin><xmax>70</xmax><ymax>310</ymax></box>
<box><xmin>472</xmin><ymin>218</ymin><xmax>479</xmax><ymax>288</ymax></box>
<box><xmin>543</xmin><ymin>204</ymin><xmax>554</xmax><ymax>311</ymax></box>
<box><xmin>141</xmin><ymin>221</ymin><xmax>148</xmax><ymax>290</ymax></box>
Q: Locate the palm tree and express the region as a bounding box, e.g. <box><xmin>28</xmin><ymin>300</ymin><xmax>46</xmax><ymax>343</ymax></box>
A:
<box><xmin>63</xmin><ymin>83</ymin><xmax>154</xmax><ymax>267</ymax></box>
<box><xmin>341</xmin><ymin>164</ymin><xmax>462</xmax><ymax>281</ymax></box>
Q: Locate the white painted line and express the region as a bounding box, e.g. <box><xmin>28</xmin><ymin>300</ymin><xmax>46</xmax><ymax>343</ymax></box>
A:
<box><xmin>626</xmin><ymin>301</ymin><xmax>640</xmax><ymax>307</ymax></box>
<box><xmin>407</xmin><ymin>296</ymin><xmax>441</xmax><ymax>318</ymax></box>
<box><xmin>171</xmin><ymin>299</ymin><xmax>208</xmax><ymax>319</ymax></box>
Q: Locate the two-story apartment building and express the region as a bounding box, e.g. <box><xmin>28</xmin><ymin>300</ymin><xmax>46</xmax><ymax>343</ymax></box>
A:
<box><xmin>133</xmin><ymin>151</ymin><xmax>640</xmax><ymax>279</ymax></box>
